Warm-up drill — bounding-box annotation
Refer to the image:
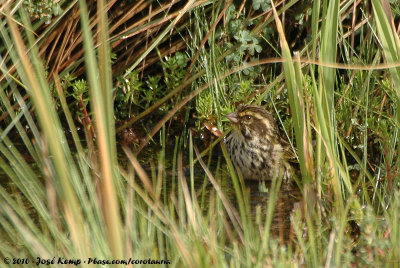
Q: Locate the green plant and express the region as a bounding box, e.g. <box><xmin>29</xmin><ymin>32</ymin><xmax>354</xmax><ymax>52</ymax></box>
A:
<box><xmin>24</xmin><ymin>0</ymin><xmax>62</xmax><ymax>24</ymax></box>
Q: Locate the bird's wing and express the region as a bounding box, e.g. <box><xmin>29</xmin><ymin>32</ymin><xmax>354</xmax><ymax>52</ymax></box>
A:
<box><xmin>279</xmin><ymin>136</ymin><xmax>298</xmax><ymax>164</ymax></box>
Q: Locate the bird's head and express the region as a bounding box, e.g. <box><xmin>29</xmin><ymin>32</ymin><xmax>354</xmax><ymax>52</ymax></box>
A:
<box><xmin>226</xmin><ymin>105</ymin><xmax>280</xmax><ymax>142</ymax></box>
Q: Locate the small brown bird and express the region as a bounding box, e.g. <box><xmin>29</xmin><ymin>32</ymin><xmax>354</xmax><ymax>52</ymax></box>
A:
<box><xmin>225</xmin><ymin>105</ymin><xmax>295</xmax><ymax>181</ymax></box>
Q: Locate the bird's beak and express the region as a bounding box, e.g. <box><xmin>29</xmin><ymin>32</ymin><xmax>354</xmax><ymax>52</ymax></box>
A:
<box><xmin>226</xmin><ymin>112</ymin><xmax>239</xmax><ymax>124</ymax></box>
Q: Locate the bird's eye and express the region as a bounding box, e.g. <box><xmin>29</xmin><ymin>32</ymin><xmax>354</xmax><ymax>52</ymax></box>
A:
<box><xmin>244</xmin><ymin>115</ymin><xmax>252</xmax><ymax>121</ymax></box>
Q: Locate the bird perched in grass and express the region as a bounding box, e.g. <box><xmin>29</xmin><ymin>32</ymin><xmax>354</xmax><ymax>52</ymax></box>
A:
<box><xmin>225</xmin><ymin>105</ymin><xmax>295</xmax><ymax>182</ymax></box>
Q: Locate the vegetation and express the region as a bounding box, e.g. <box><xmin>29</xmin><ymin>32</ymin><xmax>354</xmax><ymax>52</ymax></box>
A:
<box><xmin>1</xmin><ymin>0</ymin><xmax>400</xmax><ymax>266</ymax></box>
